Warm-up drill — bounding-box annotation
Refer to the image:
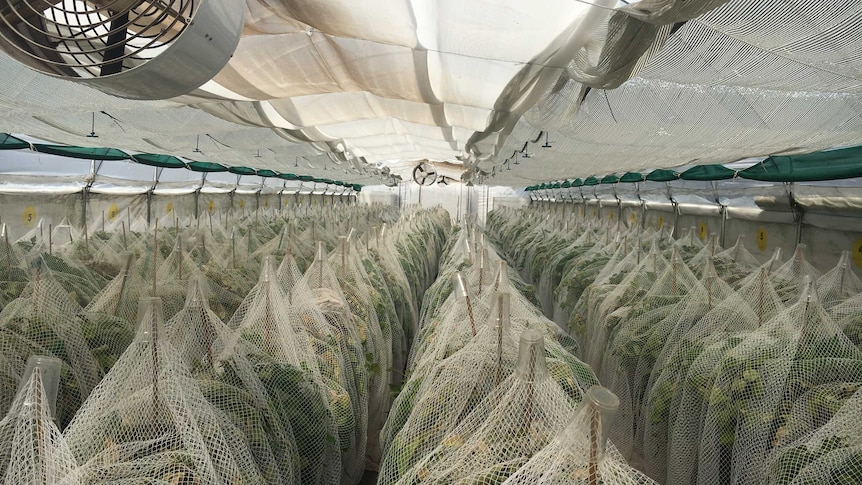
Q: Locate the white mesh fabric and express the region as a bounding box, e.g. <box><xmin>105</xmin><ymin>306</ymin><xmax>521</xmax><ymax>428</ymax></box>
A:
<box><xmin>329</xmin><ymin>236</ymin><xmax>390</xmax><ymax>468</ymax></box>
<box><xmin>502</xmin><ymin>387</ymin><xmax>658</xmax><ymax>485</ymax></box>
<box><xmin>765</xmin><ymin>386</ymin><xmax>862</xmax><ymax>485</ymax></box>
<box><xmin>0</xmin><ymin>366</ymin><xmax>81</xmax><ymax>485</ymax></box>
<box><xmin>167</xmin><ymin>275</ymin><xmax>301</xmax><ymax>484</ymax></box>
<box><xmin>697</xmin><ymin>281</ymin><xmax>862</xmax><ymax>485</ymax></box>
<box><xmin>228</xmin><ymin>256</ymin><xmax>346</xmax><ymax>483</ymax></box>
<box><xmin>64</xmin><ymin>297</ymin><xmax>267</xmax><ymax>484</ymax></box>
<box><xmin>599</xmin><ymin>249</ymin><xmax>702</xmax><ymax>464</ymax></box>
<box><xmin>302</xmin><ymin>250</ymin><xmax>368</xmax><ymax>482</ymax></box>
<box><xmin>394</xmin><ymin>330</ymin><xmax>577</xmax><ymax>484</ymax></box>
<box><xmin>0</xmin><ymin>271</ymin><xmax>101</xmax><ymax>430</ymax></box>
<box><xmin>378</xmin><ymin>292</ymin><xmax>520</xmax><ymax>484</ymax></box>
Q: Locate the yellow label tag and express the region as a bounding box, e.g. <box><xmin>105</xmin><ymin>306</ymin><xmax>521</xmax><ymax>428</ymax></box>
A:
<box><xmin>166</xmin><ymin>202</ymin><xmax>174</xmax><ymax>214</ymax></box>
<box><xmin>657</xmin><ymin>215</ymin><xmax>664</xmax><ymax>230</ymax></box>
<box><xmin>107</xmin><ymin>204</ymin><xmax>119</xmax><ymax>222</ymax></box>
<box><xmin>756</xmin><ymin>227</ymin><xmax>768</xmax><ymax>251</ymax></box>
<box><xmin>609</xmin><ymin>211</ymin><xmax>615</xmax><ymax>221</ymax></box>
<box><xmin>699</xmin><ymin>222</ymin><xmax>707</xmax><ymax>241</ymax></box>
<box><xmin>208</xmin><ymin>200</ymin><xmax>215</xmax><ymax>214</ymax></box>
<box><xmin>238</xmin><ymin>199</ymin><xmax>246</xmax><ymax>209</ymax></box>
<box><xmin>852</xmin><ymin>238</ymin><xmax>862</xmax><ymax>270</ymax></box>
<box><xmin>264</xmin><ymin>200</ymin><xmax>269</xmax><ymax>208</ymax></box>
<box><xmin>21</xmin><ymin>207</ymin><xmax>37</xmax><ymax>227</ymax></box>
<box><xmin>631</xmin><ymin>213</ymin><xmax>637</xmax><ymax>224</ymax></box>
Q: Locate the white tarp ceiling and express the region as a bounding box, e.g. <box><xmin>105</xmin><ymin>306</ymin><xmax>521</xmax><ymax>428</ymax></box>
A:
<box><xmin>0</xmin><ymin>0</ymin><xmax>861</xmax><ymax>187</ymax></box>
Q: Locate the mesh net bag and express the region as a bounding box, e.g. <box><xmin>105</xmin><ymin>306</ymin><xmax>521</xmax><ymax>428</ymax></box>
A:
<box><xmin>167</xmin><ymin>274</ymin><xmax>301</xmax><ymax>484</ymax></box>
<box><xmin>712</xmin><ymin>236</ymin><xmax>764</xmax><ymax>288</ymax></box>
<box><xmin>0</xmin><ymin>356</ymin><xmax>81</xmax><ymax>485</ymax></box>
<box><xmin>393</xmin><ymin>330</ymin><xmax>576</xmax><ymax>484</ymax></box>
<box><xmin>0</xmin><ymin>268</ymin><xmax>101</xmax><ymax>430</ymax></box>
<box><xmin>638</xmin><ymin>262</ymin><xmax>737</xmax><ymax>482</ymax></box>
<box><xmin>369</xmin><ymin>224</ymin><xmax>419</xmax><ymax>347</ymax></box>
<box><xmin>329</xmin><ymin>236</ymin><xmax>391</xmax><ymax>466</ymax></box>
<box><xmin>379</xmin><ymin>292</ymin><xmax>520</xmax><ymax>483</ymax></box>
<box><xmin>228</xmin><ymin>255</ymin><xmax>345</xmax><ymax>484</ymax></box>
<box><xmin>300</xmin><ymin>248</ymin><xmax>369</xmax><ymax>482</ymax></box>
<box><xmin>0</xmin><ymin>224</ymin><xmax>28</xmax><ymax>311</ymax></box>
<box><xmin>361</xmin><ymin>245</ymin><xmax>408</xmax><ymax>388</ymax></box>
<box><xmin>84</xmin><ymin>253</ymin><xmax>144</xmax><ymax>327</ymax></box>
<box><xmin>381</xmin><ymin>270</ymin><xmax>493</xmax><ymax>459</ymax></box>
<box><xmin>765</xmin><ymin>385</ymin><xmax>862</xmax><ymax>485</ymax></box>
<box><xmin>598</xmin><ymin>249</ymin><xmax>703</xmax><ymax>463</ymax></box>
<box><xmin>502</xmin><ymin>386</ymin><xmax>658</xmax><ymax>485</ymax></box>
<box><xmin>582</xmin><ymin>242</ymin><xmax>670</xmax><ymax>375</ymax></box>
<box><xmin>406</xmin><ymin>269</ymin><xmax>494</xmax><ymax>378</ymax></box>
<box><xmin>697</xmin><ymin>278</ymin><xmax>862</xmax><ymax>485</ymax></box>
<box><xmin>815</xmin><ymin>250</ymin><xmax>862</xmax><ymax>311</ymax></box>
<box><xmin>660</xmin><ymin>264</ymin><xmax>785</xmax><ymax>485</ymax></box>
<box><xmin>830</xmin><ymin>290</ymin><xmax>862</xmax><ymax>349</ymax></box>
<box><xmin>203</xmin><ymin>228</ymin><xmax>258</xmax><ymax>298</ymax></box>
<box><xmin>769</xmin><ymin>244</ymin><xmax>823</xmax><ymax>305</ymax></box>
<box><xmin>64</xmin><ymin>297</ymin><xmax>266</xmax><ymax>484</ymax></box>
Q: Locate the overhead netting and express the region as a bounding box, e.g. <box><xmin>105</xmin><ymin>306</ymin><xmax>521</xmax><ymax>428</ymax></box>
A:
<box><xmin>487</xmin><ymin>205</ymin><xmax>862</xmax><ymax>485</ymax></box>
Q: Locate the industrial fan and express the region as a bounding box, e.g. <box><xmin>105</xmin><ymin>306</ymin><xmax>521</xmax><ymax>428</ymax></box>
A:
<box><xmin>0</xmin><ymin>0</ymin><xmax>244</xmax><ymax>99</ymax></box>
<box><xmin>412</xmin><ymin>162</ymin><xmax>438</xmax><ymax>186</ymax></box>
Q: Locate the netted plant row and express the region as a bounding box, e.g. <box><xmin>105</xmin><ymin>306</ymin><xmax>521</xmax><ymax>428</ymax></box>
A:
<box><xmin>379</xmin><ymin>223</ymin><xmax>652</xmax><ymax>484</ymax></box>
<box><xmin>486</xmin><ymin>206</ymin><xmax>862</xmax><ymax>485</ymax></box>
<box><xmin>0</xmin><ymin>204</ymin><xmax>451</xmax><ymax>484</ymax></box>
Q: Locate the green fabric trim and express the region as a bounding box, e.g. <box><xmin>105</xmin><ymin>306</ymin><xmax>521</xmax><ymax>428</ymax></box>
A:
<box><xmin>298</xmin><ymin>175</ymin><xmax>314</xmax><ymax>182</ymax></box>
<box><xmin>279</xmin><ymin>173</ymin><xmax>299</xmax><ymax>180</ymax></box>
<box><xmin>645</xmin><ymin>169</ymin><xmax>679</xmax><ymax>182</ymax></box>
<box><xmin>33</xmin><ymin>144</ymin><xmax>128</xmax><ymax>160</ymax></box>
<box><xmin>620</xmin><ymin>172</ymin><xmax>645</xmax><ymax>183</ymax></box>
<box><xmin>600</xmin><ymin>174</ymin><xmax>619</xmax><ymax>184</ymax></box>
<box><xmin>227</xmin><ymin>166</ymin><xmax>257</xmax><ymax>175</ymax></box>
<box><xmin>739</xmin><ymin>146</ymin><xmax>862</xmax><ymax>181</ymax></box>
<box><xmin>256</xmin><ymin>169</ymin><xmax>278</xmax><ymax>178</ymax></box>
<box><xmin>679</xmin><ymin>164</ymin><xmax>736</xmax><ymax>181</ymax></box>
<box><xmin>187</xmin><ymin>161</ymin><xmax>227</xmax><ymax>173</ymax></box>
<box><xmin>583</xmin><ymin>176</ymin><xmax>599</xmax><ymax>186</ymax></box>
<box><xmin>0</xmin><ymin>133</ymin><xmax>29</xmax><ymax>150</ymax></box>
<box><xmin>132</xmin><ymin>154</ymin><xmax>186</xmax><ymax>169</ymax></box>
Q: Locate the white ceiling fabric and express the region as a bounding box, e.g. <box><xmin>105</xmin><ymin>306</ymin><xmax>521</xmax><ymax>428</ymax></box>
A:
<box><xmin>0</xmin><ymin>0</ymin><xmax>861</xmax><ymax>187</ymax></box>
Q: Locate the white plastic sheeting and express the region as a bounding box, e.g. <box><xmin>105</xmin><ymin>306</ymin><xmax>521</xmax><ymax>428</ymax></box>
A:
<box><xmin>3</xmin><ymin>1</ymin><xmax>859</xmax><ymax>186</ymax></box>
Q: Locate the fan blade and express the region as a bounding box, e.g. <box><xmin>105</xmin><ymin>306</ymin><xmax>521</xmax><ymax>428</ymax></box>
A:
<box><xmin>101</xmin><ymin>11</ymin><xmax>130</xmax><ymax>76</ymax></box>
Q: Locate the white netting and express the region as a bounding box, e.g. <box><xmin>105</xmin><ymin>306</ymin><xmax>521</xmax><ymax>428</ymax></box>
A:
<box><xmin>329</xmin><ymin>236</ymin><xmax>390</xmax><ymax>467</ymax></box>
<box><xmin>502</xmin><ymin>386</ymin><xmax>658</xmax><ymax>485</ymax></box>
<box><xmin>765</xmin><ymin>385</ymin><xmax>862</xmax><ymax>485</ymax></box>
<box><xmin>301</xmin><ymin>246</ymin><xmax>368</xmax><ymax>483</ymax></box>
<box><xmin>394</xmin><ymin>330</ymin><xmax>577</xmax><ymax>484</ymax></box>
<box><xmin>64</xmin><ymin>297</ymin><xmax>267</xmax><ymax>484</ymax></box>
<box><xmin>0</xmin><ymin>357</ymin><xmax>81</xmax><ymax>485</ymax></box>
<box><xmin>0</xmin><ymin>268</ymin><xmax>101</xmax><ymax>430</ymax></box>
<box><xmin>228</xmin><ymin>255</ymin><xmax>345</xmax><ymax>483</ymax></box>
<box><xmin>167</xmin><ymin>274</ymin><xmax>301</xmax><ymax>484</ymax></box>
<box><xmin>379</xmin><ymin>292</ymin><xmax>520</xmax><ymax>483</ymax></box>
<box><xmin>696</xmin><ymin>279</ymin><xmax>862</xmax><ymax>485</ymax></box>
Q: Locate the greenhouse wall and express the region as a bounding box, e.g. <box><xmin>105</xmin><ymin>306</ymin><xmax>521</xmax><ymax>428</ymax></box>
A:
<box><xmin>533</xmin><ymin>189</ymin><xmax>862</xmax><ymax>275</ymax></box>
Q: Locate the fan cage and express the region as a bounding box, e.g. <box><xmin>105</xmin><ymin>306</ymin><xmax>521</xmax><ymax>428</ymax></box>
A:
<box><xmin>0</xmin><ymin>0</ymin><xmax>193</xmax><ymax>77</ymax></box>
